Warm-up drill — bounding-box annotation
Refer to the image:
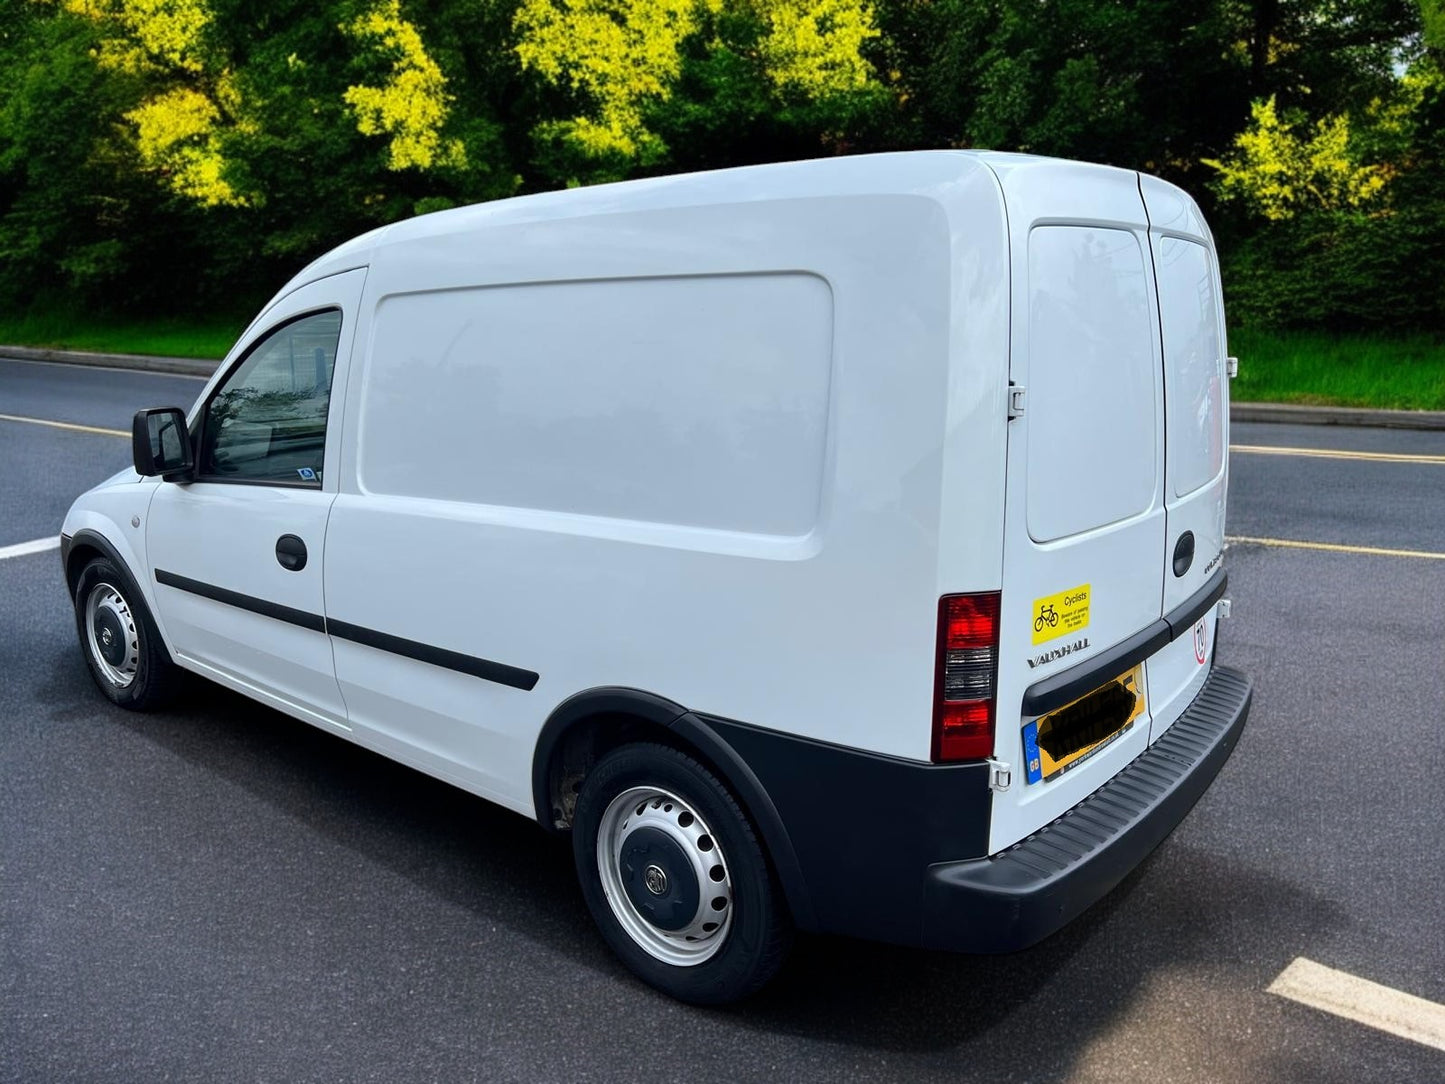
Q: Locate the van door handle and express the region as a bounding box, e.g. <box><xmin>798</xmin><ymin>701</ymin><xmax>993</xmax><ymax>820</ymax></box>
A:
<box><xmin>275</xmin><ymin>534</ymin><xmax>308</xmax><ymax>572</ymax></box>
<box><xmin>1172</xmin><ymin>531</ymin><xmax>1195</xmax><ymax>578</ymax></box>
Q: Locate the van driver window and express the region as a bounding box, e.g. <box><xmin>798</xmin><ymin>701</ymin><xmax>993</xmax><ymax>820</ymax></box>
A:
<box><xmin>199</xmin><ymin>310</ymin><xmax>342</xmax><ymax>486</ymax></box>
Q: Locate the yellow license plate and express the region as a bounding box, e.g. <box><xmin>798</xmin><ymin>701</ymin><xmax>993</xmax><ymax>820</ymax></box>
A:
<box><xmin>1022</xmin><ymin>665</ymin><xmax>1146</xmax><ymax>784</ymax></box>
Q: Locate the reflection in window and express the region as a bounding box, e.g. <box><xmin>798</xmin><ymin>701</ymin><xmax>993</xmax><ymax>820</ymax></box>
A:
<box><xmin>201</xmin><ymin>310</ymin><xmax>341</xmax><ymax>485</ymax></box>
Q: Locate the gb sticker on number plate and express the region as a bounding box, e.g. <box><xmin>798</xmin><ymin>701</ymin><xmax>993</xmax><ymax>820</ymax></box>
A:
<box><xmin>1031</xmin><ymin>584</ymin><xmax>1090</xmax><ymax>645</ymax></box>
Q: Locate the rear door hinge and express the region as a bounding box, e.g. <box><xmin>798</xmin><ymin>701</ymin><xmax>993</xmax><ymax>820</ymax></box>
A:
<box><xmin>1225</xmin><ymin>356</ymin><xmax>1239</xmax><ymax>379</ymax></box>
<box><xmin>1218</xmin><ymin>598</ymin><xmax>1232</xmax><ymax>620</ymax></box>
<box><xmin>988</xmin><ymin>759</ymin><xmax>1013</xmax><ymax>792</ymax></box>
<box><xmin>1007</xmin><ymin>384</ymin><xmax>1027</xmax><ymax>419</ymax></box>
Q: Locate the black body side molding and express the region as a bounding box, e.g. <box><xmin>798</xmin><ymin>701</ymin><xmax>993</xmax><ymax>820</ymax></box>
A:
<box><xmin>155</xmin><ymin>568</ymin><xmax>326</xmax><ymax>632</ymax></box>
<box><xmin>151</xmin><ymin>568</ymin><xmax>537</xmax><ymax>692</ymax></box>
<box><xmin>328</xmin><ymin>620</ymin><xmax>538</xmax><ymax>691</ymax></box>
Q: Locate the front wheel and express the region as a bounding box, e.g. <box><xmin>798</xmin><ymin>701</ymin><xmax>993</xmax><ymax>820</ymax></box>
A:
<box><xmin>73</xmin><ymin>556</ymin><xmax>184</xmax><ymax>710</ymax></box>
<box><xmin>572</xmin><ymin>743</ymin><xmax>792</xmax><ymax>1003</ymax></box>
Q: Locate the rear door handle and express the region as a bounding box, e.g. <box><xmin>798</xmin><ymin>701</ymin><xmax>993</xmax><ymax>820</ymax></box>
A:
<box><xmin>1172</xmin><ymin>531</ymin><xmax>1195</xmax><ymax>578</ymax></box>
<box><xmin>275</xmin><ymin>534</ymin><xmax>308</xmax><ymax>572</ymax></box>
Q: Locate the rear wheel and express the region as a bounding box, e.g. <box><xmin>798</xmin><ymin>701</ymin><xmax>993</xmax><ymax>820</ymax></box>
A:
<box><xmin>572</xmin><ymin>742</ymin><xmax>792</xmax><ymax>1003</ymax></box>
<box><xmin>73</xmin><ymin>556</ymin><xmax>184</xmax><ymax>710</ymax></box>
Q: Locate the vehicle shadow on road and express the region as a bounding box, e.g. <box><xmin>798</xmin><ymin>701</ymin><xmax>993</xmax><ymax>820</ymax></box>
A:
<box><xmin>728</xmin><ymin>842</ymin><xmax>1342</xmax><ymax>1066</ymax></box>
<box><xmin>40</xmin><ymin>650</ymin><xmax>1345</xmax><ymax>1069</ymax></box>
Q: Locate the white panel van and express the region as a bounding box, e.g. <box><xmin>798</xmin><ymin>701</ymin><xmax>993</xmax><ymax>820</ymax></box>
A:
<box><xmin>61</xmin><ymin>151</ymin><xmax>1252</xmax><ymax>1003</ymax></box>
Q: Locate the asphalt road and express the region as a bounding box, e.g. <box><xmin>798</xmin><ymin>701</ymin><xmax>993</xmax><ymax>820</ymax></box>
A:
<box><xmin>2</xmin><ymin>357</ymin><xmax>1443</xmax><ymax>1082</ymax></box>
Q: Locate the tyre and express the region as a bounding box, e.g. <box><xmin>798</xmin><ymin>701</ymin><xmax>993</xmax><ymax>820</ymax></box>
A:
<box><xmin>73</xmin><ymin>556</ymin><xmax>184</xmax><ymax>710</ymax></box>
<box><xmin>572</xmin><ymin>742</ymin><xmax>792</xmax><ymax>1004</ymax></box>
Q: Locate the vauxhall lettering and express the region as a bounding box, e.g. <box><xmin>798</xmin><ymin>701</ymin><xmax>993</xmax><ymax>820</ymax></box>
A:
<box><xmin>1026</xmin><ymin>637</ymin><xmax>1091</xmax><ymax>670</ymax></box>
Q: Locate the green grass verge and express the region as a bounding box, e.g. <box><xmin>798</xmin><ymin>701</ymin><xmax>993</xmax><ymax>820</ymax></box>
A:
<box><xmin>1229</xmin><ymin>327</ymin><xmax>1445</xmax><ymax>411</ymax></box>
<box><xmin>0</xmin><ymin>312</ymin><xmax>242</xmax><ymax>360</ymax></box>
<box><xmin>3</xmin><ymin>311</ymin><xmax>1442</xmax><ymax>411</ymax></box>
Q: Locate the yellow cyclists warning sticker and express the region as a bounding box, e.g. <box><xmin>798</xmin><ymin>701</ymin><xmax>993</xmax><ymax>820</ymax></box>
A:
<box><xmin>1031</xmin><ymin>584</ymin><xmax>1090</xmax><ymax>645</ymax></box>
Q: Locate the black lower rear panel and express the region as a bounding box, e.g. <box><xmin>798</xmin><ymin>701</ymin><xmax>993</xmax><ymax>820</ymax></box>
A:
<box><xmin>921</xmin><ymin>665</ymin><xmax>1253</xmax><ymax>952</ymax></box>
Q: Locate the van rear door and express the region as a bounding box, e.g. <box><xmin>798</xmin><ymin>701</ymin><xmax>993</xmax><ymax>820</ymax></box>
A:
<box><xmin>1138</xmin><ymin>175</ymin><xmax>1231</xmax><ymax>743</ymax></box>
<box><xmin>983</xmin><ymin>158</ymin><xmax>1169</xmax><ymax>854</ymax></box>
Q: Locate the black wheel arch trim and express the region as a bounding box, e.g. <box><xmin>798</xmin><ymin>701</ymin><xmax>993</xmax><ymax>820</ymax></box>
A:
<box><xmin>532</xmin><ymin>686</ymin><xmax>819</xmax><ymax>931</ymax></box>
<box><xmin>66</xmin><ymin>529</ymin><xmax>176</xmax><ymax>659</ymax></box>
<box><xmin>66</xmin><ymin>529</ymin><xmax>142</xmax><ymax>600</ymax></box>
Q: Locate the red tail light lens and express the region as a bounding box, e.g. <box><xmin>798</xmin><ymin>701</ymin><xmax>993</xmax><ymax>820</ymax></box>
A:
<box><xmin>933</xmin><ymin>592</ymin><xmax>1000</xmax><ymax>762</ymax></box>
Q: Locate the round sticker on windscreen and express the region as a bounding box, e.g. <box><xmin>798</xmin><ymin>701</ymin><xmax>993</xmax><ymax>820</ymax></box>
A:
<box><xmin>1194</xmin><ymin>619</ymin><xmax>1208</xmax><ymax>664</ymax></box>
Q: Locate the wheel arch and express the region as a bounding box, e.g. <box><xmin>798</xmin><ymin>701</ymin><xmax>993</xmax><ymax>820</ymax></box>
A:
<box><xmin>65</xmin><ymin>527</ymin><xmax>177</xmax><ymax>655</ymax></box>
<box><xmin>533</xmin><ymin>687</ymin><xmax>818</xmax><ymax>931</ymax></box>
<box><xmin>66</xmin><ymin>528</ymin><xmax>139</xmax><ymax>599</ymax></box>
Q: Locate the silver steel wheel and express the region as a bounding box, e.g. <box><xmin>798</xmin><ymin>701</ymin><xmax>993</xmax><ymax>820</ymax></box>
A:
<box><xmin>84</xmin><ymin>582</ymin><xmax>140</xmax><ymax>689</ymax></box>
<box><xmin>595</xmin><ymin>786</ymin><xmax>735</xmax><ymax>966</ymax></box>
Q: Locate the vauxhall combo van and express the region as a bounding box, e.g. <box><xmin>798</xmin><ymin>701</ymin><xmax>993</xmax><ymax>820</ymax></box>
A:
<box><xmin>62</xmin><ymin>151</ymin><xmax>1253</xmax><ymax>1003</ymax></box>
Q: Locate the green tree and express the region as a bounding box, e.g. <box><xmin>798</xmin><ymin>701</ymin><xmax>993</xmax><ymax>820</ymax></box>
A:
<box><xmin>0</xmin><ymin>2</ymin><xmax>191</xmax><ymax>310</ymax></box>
<box><xmin>1212</xmin><ymin>58</ymin><xmax>1445</xmax><ymax>330</ymax></box>
<box><xmin>1424</xmin><ymin>0</ymin><xmax>1445</xmax><ymax>50</ymax></box>
<box><xmin>1</xmin><ymin>0</ymin><xmax>523</xmax><ymax>311</ymax></box>
<box><xmin>512</xmin><ymin>0</ymin><xmax>890</xmax><ymax>184</ymax></box>
<box><xmin>1204</xmin><ymin>95</ymin><xmax>1390</xmax><ymax>220</ymax></box>
<box><xmin>1</xmin><ymin>0</ymin><xmax>1439</xmax><ymax>334</ymax></box>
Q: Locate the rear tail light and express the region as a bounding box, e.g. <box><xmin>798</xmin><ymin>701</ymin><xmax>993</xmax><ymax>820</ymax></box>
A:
<box><xmin>933</xmin><ymin>592</ymin><xmax>1000</xmax><ymax>762</ymax></box>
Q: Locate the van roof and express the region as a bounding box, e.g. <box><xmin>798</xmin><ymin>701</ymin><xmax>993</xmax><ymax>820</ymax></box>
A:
<box><xmin>282</xmin><ymin>152</ymin><xmax>993</xmax><ymax>288</ymax></box>
<box><xmin>270</xmin><ymin>149</ymin><xmax>1156</xmax><ymax>308</ymax></box>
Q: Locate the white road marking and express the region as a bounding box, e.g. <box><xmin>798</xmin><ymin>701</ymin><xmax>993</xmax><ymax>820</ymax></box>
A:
<box><xmin>1232</xmin><ymin>443</ymin><xmax>1445</xmax><ymax>465</ymax></box>
<box><xmin>0</xmin><ymin>412</ymin><xmax>128</xmax><ymax>438</ymax></box>
<box><xmin>1269</xmin><ymin>957</ymin><xmax>1445</xmax><ymax>1051</ymax></box>
<box><xmin>1227</xmin><ymin>535</ymin><xmax>1445</xmax><ymax>561</ymax></box>
<box><xmin>0</xmin><ymin>536</ymin><xmax>60</xmax><ymax>561</ymax></box>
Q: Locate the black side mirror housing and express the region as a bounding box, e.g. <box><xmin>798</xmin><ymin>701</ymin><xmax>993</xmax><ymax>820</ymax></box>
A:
<box><xmin>132</xmin><ymin>407</ymin><xmax>195</xmax><ymax>482</ymax></box>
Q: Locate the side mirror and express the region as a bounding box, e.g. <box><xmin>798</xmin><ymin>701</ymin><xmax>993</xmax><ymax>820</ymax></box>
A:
<box><xmin>132</xmin><ymin>407</ymin><xmax>195</xmax><ymax>481</ymax></box>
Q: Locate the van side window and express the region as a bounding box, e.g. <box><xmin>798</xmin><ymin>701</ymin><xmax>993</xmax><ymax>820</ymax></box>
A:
<box><xmin>198</xmin><ymin>309</ymin><xmax>342</xmax><ymax>486</ymax></box>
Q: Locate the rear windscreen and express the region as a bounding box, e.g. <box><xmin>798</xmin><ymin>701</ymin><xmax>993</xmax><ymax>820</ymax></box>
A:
<box><xmin>1025</xmin><ymin>226</ymin><xmax>1159</xmax><ymax>543</ymax></box>
<box><xmin>1156</xmin><ymin>237</ymin><xmax>1225</xmax><ymax>497</ymax></box>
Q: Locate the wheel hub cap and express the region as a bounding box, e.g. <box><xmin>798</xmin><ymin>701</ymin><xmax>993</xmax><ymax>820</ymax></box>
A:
<box><xmin>83</xmin><ymin>583</ymin><xmax>140</xmax><ymax>689</ymax></box>
<box><xmin>94</xmin><ymin>612</ymin><xmax>126</xmax><ymax>665</ymax></box>
<box><xmin>596</xmin><ymin>786</ymin><xmax>734</xmax><ymax>966</ymax></box>
<box><xmin>618</xmin><ymin>828</ymin><xmax>697</xmax><ymax>930</ymax></box>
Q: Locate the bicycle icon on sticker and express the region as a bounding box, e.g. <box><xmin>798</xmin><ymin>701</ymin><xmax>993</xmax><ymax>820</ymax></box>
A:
<box><xmin>1034</xmin><ymin>604</ymin><xmax>1060</xmax><ymax>632</ymax></box>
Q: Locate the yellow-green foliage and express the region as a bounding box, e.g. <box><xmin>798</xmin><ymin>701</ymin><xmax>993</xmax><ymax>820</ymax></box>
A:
<box><xmin>1205</xmin><ymin>96</ymin><xmax>1388</xmax><ymax>220</ymax></box>
<box><xmin>51</xmin><ymin>0</ymin><xmax>250</xmax><ymax>205</ymax></box>
<box><xmin>758</xmin><ymin>0</ymin><xmax>879</xmax><ymax>94</ymax></box>
<box><xmin>513</xmin><ymin>0</ymin><xmax>881</xmax><ymax>160</ymax></box>
<box><xmin>342</xmin><ymin>0</ymin><xmax>465</xmax><ymax>171</ymax></box>
<box><xmin>514</xmin><ymin>0</ymin><xmax>700</xmax><ymax>160</ymax></box>
<box><xmin>126</xmin><ymin>85</ymin><xmax>245</xmax><ymax>206</ymax></box>
<box><xmin>59</xmin><ymin>0</ymin><xmax>210</xmax><ymax>74</ymax></box>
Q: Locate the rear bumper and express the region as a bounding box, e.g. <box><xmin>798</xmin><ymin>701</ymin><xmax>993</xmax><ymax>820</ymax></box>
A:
<box><xmin>920</xmin><ymin>665</ymin><xmax>1252</xmax><ymax>952</ymax></box>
